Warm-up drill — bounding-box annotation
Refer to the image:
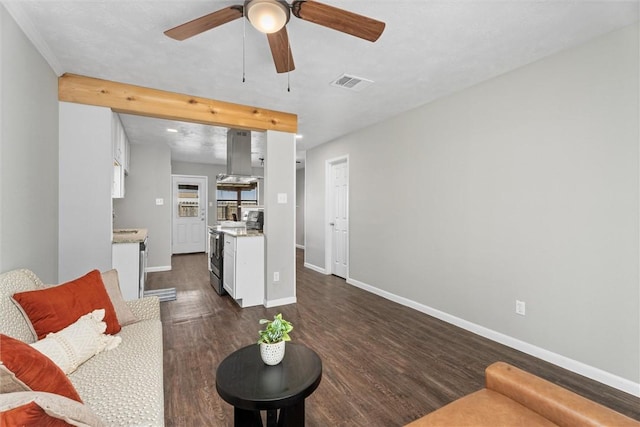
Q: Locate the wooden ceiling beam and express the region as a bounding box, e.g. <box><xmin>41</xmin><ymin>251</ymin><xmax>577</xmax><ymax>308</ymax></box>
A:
<box><xmin>58</xmin><ymin>73</ymin><xmax>297</xmax><ymax>133</ymax></box>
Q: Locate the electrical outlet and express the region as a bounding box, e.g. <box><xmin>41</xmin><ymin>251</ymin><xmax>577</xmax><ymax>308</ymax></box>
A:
<box><xmin>515</xmin><ymin>300</ymin><xmax>526</xmax><ymax>316</ymax></box>
<box><xmin>273</xmin><ymin>272</ymin><xmax>280</xmax><ymax>282</ymax></box>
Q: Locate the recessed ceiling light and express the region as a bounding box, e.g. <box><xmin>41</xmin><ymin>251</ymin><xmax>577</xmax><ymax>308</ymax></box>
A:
<box><xmin>166</xmin><ymin>128</ymin><xmax>178</xmax><ymax>133</ymax></box>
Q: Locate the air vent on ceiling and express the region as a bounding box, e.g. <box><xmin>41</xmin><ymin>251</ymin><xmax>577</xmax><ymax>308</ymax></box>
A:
<box><xmin>330</xmin><ymin>74</ymin><xmax>374</xmax><ymax>92</ymax></box>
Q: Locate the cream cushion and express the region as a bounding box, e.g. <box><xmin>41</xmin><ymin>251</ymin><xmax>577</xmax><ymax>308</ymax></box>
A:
<box><xmin>0</xmin><ymin>269</ymin><xmax>42</xmax><ymax>343</ymax></box>
<box><xmin>0</xmin><ymin>391</ymin><xmax>106</xmax><ymax>427</ymax></box>
<box><xmin>30</xmin><ymin>309</ymin><xmax>121</xmax><ymax>375</ymax></box>
<box><xmin>69</xmin><ymin>303</ymin><xmax>164</xmax><ymax>426</ymax></box>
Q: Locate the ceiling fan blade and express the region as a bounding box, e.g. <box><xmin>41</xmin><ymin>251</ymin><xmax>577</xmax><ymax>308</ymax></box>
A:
<box><xmin>164</xmin><ymin>6</ymin><xmax>243</xmax><ymax>41</ymax></box>
<box><xmin>292</xmin><ymin>0</ymin><xmax>385</xmax><ymax>42</ymax></box>
<box><xmin>267</xmin><ymin>27</ymin><xmax>295</xmax><ymax>73</ymax></box>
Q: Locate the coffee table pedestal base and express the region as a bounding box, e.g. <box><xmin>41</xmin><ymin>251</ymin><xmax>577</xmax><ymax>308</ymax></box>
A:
<box><xmin>234</xmin><ymin>402</ymin><xmax>305</xmax><ymax>427</ymax></box>
<box><xmin>233</xmin><ymin>401</ymin><xmax>304</xmax><ymax>427</ymax></box>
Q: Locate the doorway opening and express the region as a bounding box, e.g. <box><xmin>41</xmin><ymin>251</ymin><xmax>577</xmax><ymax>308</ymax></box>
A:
<box><xmin>171</xmin><ymin>175</ymin><xmax>208</xmax><ymax>254</ymax></box>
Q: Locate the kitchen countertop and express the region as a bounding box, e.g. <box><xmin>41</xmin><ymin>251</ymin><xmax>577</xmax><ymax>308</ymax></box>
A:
<box><xmin>113</xmin><ymin>228</ymin><xmax>148</xmax><ymax>244</ymax></box>
<box><xmin>209</xmin><ymin>225</ymin><xmax>263</xmax><ymax>238</ymax></box>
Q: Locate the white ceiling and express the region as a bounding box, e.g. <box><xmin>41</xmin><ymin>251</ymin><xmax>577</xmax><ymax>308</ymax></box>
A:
<box><xmin>5</xmin><ymin>0</ymin><xmax>638</xmax><ymax>167</ymax></box>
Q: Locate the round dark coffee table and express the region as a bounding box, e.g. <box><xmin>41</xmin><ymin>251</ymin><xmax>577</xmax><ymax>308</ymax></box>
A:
<box><xmin>216</xmin><ymin>343</ymin><xmax>322</xmax><ymax>427</ymax></box>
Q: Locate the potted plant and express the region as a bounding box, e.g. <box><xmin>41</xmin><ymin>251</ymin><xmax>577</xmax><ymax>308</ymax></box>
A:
<box><xmin>257</xmin><ymin>313</ymin><xmax>293</xmax><ymax>365</ymax></box>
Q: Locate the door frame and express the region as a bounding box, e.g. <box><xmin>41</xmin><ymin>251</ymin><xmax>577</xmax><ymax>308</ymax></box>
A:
<box><xmin>171</xmin><ymin>174</ymin><xmax>208</xmax><ymax>254</ymax></box>
<box><xmin>324</xmin><ymin>155</ymin><xmax>349</xmax><ymax>277</ymax></box>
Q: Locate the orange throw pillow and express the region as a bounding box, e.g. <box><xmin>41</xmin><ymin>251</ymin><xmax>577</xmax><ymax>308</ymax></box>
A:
<box><xmin>13</xmin><ymin>269</ymin><xmax>121</xmax><ymax>338</ymax></box>
<box><xmin>0</xmin><ymin>334</ymin><xmax>82</xmax><ymax>402</ymax></box>
<box><xmin>0</xmin><ymin>401</ymin><xmax>73</xmax><ymax>427</ymax></box>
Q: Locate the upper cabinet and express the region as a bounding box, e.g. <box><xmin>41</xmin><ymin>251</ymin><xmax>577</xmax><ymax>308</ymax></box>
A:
<box><xmin>113</xmin><ymin>114</ymin><xmax>124</xmax><ymax>165</ymax></box>
<box><xmin>112</xmin><ymin>113</ymin><xmax>130</xmax><ymax>198</ymax></box>
<box><xmin>125</xmin><ymin>133</ymin><xmax>131</xmax><ymax>175</ymax></box>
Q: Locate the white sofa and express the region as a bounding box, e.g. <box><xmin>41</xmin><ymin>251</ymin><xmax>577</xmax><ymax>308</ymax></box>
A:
<box><xmin>0</xmin><ymin>269</ymin><xmax>164</xmax><ymax>426</ymax></box>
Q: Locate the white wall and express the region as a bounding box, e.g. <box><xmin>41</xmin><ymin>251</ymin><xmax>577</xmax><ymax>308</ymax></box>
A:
<box><xmin>0</xmin><ymin>5</ymin><xmax>59</xmax><ymax>282</ymax></box>
<box><xmin>114</xmin><ymin>144</ymin><xmax>171</xmax><ymax>270</ymax></box>
<box><xmin>58</xmin><ymin>103</ymin><xmax>113</xmax><ymax>282</ymax></box>
<box><xmin>264</xmin><ymin>131</ymin><xmax>296</xmax><ymax>306</ymax></box>
<box><xmin>306</xmin><ymin>24</ymin><xmax>639</xmax><ymax>389</ymax></box>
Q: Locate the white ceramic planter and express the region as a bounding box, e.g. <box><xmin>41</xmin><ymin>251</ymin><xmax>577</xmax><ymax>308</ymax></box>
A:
<box><xmin>260</xmin><ymin>341</ymin><xmax>286</xmax><ymax>365</ymax></box>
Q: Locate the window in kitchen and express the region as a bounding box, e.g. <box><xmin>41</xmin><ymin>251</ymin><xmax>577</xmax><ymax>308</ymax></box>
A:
<box><xmin>216</xmin><ymin>183</ymin><xmax>258</xmax><ymax>221</ymax></box>
<box><xmin>177</xmin><ymin>184</ymin><xmax>199</xmax><ymax>217</ymax></box>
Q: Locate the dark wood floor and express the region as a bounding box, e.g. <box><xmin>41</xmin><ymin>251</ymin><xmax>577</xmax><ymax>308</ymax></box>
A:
<box><xmin>147</xmin><ymin>250</ymin><xmax>640</xmax><ymax>426</ymax></box>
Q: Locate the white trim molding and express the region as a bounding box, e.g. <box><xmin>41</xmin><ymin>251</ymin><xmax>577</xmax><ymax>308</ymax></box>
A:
<box><xmin>146</xmin><ymin>266</ymin><xmax>171</xmax><ymax>273</ymax></box>
<box><xmin>265</xmin><ymin>296</ymin><xmax>297</xmax><ymax>308</ymax></box>
<box><xmin>347</xmin><ymin>276</ymin><xmax>640</xmax><ymax>397</ymax></box>
<box><xmin>304</xmin><ymin>262</ymin><xmax>327</xmax><ymax>275</ymax></box>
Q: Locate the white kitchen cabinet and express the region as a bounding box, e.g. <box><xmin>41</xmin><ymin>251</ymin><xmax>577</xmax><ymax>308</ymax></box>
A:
<box><xmin>223</xmin><ymin>233</ymin><xmax>264</xmax><ymax>308</ymax></box>
<box><xmin>124</xmin><ymin>135</ymin><xmax>130</xmax><ymax>175</ymax></box>
<box><xmin>112</xmin><ymin>242</ymin><xmax>141</xmax><ymax>301</ymax></box>
<box><xmin>112</xmin><ymin>230</ymin><xmax>147</xmax><ymax>300</ymax></box>
<box><xmin>112</xmin><ymin>114</ymin><xmax>123</xmax><ymax>165</ymax></box>
<box><xmin>111</xmin><ymin>113</ymin><xmax>129</xmax><ymax>198</ymax></box>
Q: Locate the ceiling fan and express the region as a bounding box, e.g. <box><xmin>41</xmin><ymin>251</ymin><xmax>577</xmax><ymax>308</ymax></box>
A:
<box><xmin>164</xmin><ymin>0</ymin><xmax>385</xmax><ymax>74</ymax></box>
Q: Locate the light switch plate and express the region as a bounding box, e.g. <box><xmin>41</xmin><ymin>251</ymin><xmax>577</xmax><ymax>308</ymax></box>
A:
<box><xmin>155</xmin><ymin>198</ymin><xmax>164</xmax><ymax>206</ymax></box>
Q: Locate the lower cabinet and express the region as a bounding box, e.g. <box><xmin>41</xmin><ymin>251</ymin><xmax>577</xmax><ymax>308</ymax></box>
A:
<box><xmin>112</xmin><ymin>242</ymin><xmax>141</xmax><ymax>301</ymax></box>
<box><xmin>223</xmin><ymin>233</ymin><xmax>264</xmax><ymax>308</ymax></box>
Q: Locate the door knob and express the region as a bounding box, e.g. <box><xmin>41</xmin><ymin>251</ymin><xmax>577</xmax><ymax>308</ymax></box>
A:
<box><xmin>329</xmin><ymin>222</ymin><xmax>335</xmax><ymax>226</ymax></box>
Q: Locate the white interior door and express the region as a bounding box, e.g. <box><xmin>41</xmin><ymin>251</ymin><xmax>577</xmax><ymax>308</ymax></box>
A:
<box><xmin>172</xmin><ymin>175</ymin><xmax>207</xmax><ymax>254</ymax></box>
<box><xmin>330</xmin><ymin>160</ymin><xmax>348</xmax><ymax>278</ymax></box>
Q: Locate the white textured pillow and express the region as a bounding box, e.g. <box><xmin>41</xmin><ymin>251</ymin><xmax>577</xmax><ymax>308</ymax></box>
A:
<box><xmin>30</xmin><ymin>309</ymin><xmax>121</xmax><ymax>374</ymax></box>
<box><xmin>0</xmin><ymin>391</ymin><xmax>106</xmax><ymax>427</ymax></box>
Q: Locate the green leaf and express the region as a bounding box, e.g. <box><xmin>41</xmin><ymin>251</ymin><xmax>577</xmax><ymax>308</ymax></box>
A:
<box><xmin>256</xmin><ymin>313</ymin><xmax>293</xmax><ymax>344</ymax></box>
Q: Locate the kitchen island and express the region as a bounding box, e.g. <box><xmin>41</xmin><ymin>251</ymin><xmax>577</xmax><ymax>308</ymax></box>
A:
<box><xmin>220</xmin><ymin>228</ymin><xmax>264</xmax><ymax>308</ymax></box>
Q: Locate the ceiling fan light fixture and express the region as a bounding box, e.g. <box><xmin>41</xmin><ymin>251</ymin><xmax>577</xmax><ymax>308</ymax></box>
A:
<box><xmin>246</xmin><ymin>0</ymin><xmax>289</xmax><ymax>34</ymax></box>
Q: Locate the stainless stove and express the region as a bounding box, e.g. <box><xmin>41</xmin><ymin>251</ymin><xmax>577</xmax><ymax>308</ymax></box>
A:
<box><xmin>209</xmin><ymin>228</ymin><xmax>225</xmax><ymax>295</ymax></box>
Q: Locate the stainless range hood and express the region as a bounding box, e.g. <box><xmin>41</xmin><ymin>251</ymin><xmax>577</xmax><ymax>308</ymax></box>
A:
<box><xmin>216</xmin><ymin>129</ymin><xmax>262</xmax><ymax>185</ymax></box>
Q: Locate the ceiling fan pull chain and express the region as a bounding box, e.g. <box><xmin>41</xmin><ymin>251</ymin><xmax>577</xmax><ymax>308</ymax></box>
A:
<box><xmin>242</xmin><ymin>6</ymin><xmax>246</xmax><ymax>83</ymax></box>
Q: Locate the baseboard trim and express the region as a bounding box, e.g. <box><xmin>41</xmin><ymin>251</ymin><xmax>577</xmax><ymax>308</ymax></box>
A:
<box><xmin>265</xmin><ymin>297</ymin><xmax>297</xmax><ymax>308</ymax></box>
<box><xmin>304</xmin><ymin>262</ymin><xmax>327</xmax><ymax>275</ymax></box>
<box><xmin>146</xmin><ymin>266</ymin><xmax>171</xmax><ymax>273</ymax></box>
<box><xmin>346</xmin><ymin>277</ymin><xmax>640</xmax><ymax>397</ymax></box>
